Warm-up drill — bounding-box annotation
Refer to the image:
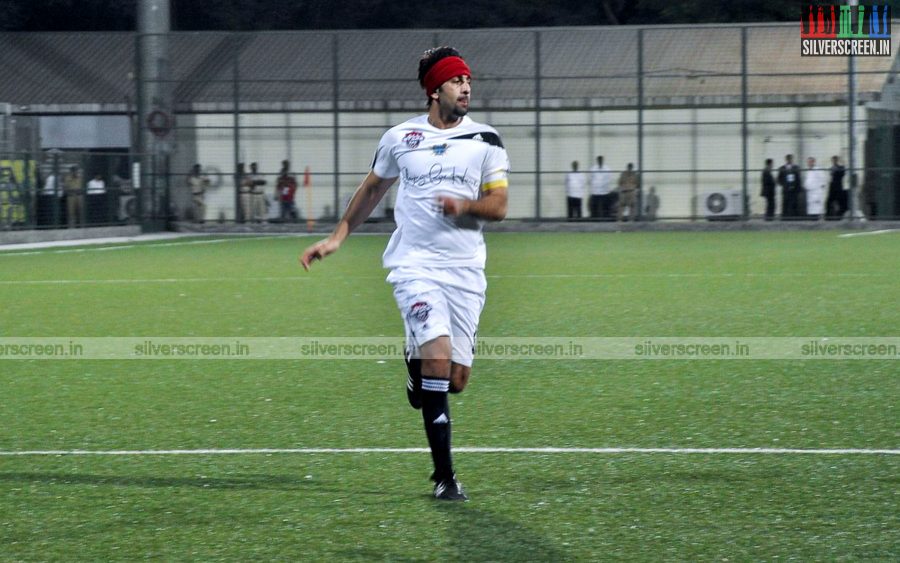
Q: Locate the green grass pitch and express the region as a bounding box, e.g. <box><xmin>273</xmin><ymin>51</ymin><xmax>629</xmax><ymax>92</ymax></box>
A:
<box><xmin>0</xmin><ymin>231</ymin><xmax>898</xmax><ymax>560</ymax></box>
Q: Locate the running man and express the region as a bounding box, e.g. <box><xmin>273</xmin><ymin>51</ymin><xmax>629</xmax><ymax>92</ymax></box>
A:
<box><xmin>300</xmin><ymin>46</ymin><xmax>509</xmax><ymax>501</ymax></box>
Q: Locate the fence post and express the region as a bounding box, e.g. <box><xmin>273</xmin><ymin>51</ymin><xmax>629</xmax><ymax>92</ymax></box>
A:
<box><xmin>333</xmin><ymin>32</ymin><xmax>340</xmax><ymax>222</ymax></box>
<box><xmin>52</xmin><ymin>151</ymin><xmax>61</xmax><ymax>227</ymax></box>
<box><xmin>534</xmin><ymin>30</ymin><xmax>542</xmax><ymax>220</ymax></box>
<box><xmin>741</xmin><ymin>26</ymin><xmax>749</xmax><ymax>220</ymax></box>
<box><xmin>848</xmin><ymin>1</ymin><xmax>858</xmax><ymax>219</ymax></box>
<box><xmin>233</xmin><ymin>36</ymin><xmax>241</xmax><ymax>223</ymax></box>
<box><xmin>637</xmin><ymin>28</ymin><xmax>644</xmax><ymax>220</ymax></box>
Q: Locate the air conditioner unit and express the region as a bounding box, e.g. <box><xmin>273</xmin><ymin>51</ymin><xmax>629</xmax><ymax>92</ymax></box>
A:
<box><xmin>702</xmin><ymin>189</ymin><xmax>744</xmax><ymax>220</ymax></box>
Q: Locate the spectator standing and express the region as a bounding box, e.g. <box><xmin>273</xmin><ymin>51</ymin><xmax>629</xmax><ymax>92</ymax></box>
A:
<box><xmin>249</xmin><ymin>162</ymin><xmax>267</xmax><ymax>223</ymax></box>
<box><xmin>616</xmin><ymin>162</ymin><xmax>639</xmax><ymax>222</ymax></box>
<box><xmin>86</xmin><ymin>173</ymin><xmax>107</xmax><ymax>224</ymax></box>
<box><xmin>38</xmin><ymin>171</ymin><xmax>62</xmax><ymax>227</ymax></box>
<box><xmin>187</xmin><ymin>164</ymin><xmax>210</xmax><ymax>223</ymax></box>
<box><xmin>589</xmin><ymin>155</ymin><xmax>613</xmax><ymax>219</ymax></box>
<box><xmin>63</xmin><ymin>165</ymin><xmax>83</xmax><ymax>228</ymax></box>
<box><xmin>277</xmin><ymin>160</ymin><xmax>299</xmax><ymax>222</ymax></box>
<box><xmin>564</xmin><ymin>160</ymin><xmax>584</xmax><ymax>219</ymax></box>
<box><xmin>803</xmin><ymin>156</ymin><xmax>827</xmax><ymax>220</ymax></box>
<box><xmin>778</xmin><ymin>154</ymin><xmax>801</xmax><ymax>219</ymax></box>
<box><xmin>42</xmin><ymin>172</ymin><xmax>58</xmax><ymax>196</ymax></box>
<box><xmin>237</xmin><ymin>162</ymin><xmax>251</xmax><ymax>223</ymax></box>
<box><xmin>644</xmin><ymin>186</ymin><xmax>660</xmax><ymax>221</ymax></box>
<box><xmin>826</xmin><ymin>155</ymin><xmax>847</xmax><ymax>219</ymax></box>
<box><xmin>760</xmin><ymin>158</ymin><xmax>776</xmax><ymax>221</ymax></box>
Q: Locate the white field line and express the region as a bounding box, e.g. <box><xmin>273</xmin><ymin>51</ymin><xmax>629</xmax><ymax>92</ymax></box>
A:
<box><xmin>0</xmin><ymin>276</ymin><xmax>307</xmax><ymax>285</ymax></box>
<box><xmin>0</xmin><ymin>447</ymin><xmax>897</xmax><ymax>457</ymax></box>
<box><xmin>0</xmin><ymin>272</ymin><xmax>890</xmax><ymax>285</ymax></box>
<box><xmin>0</xmin><ymin>235</ymin><xmax>297</xmax><ymax>256</ymax></box>
<box><xmin>0</xmin><ymin>239</ymin><xmax>229</xmax><ymax>257</ymax></box>
<box><xmin>486</xmin><ymin>272</ymin><xmax>882</xmax><ymax>278</ymax></box>
<box><xmin>838</xmin><ymin>229</ymin><xmax>900</xmax><ymax>238</ymax></box>
<box><xmin>0</xmin><ymin>228</ymin><xmax>891</xmax><ymax>255</ymax></box>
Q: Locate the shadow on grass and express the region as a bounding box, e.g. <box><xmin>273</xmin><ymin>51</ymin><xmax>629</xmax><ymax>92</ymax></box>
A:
<box><xmin>433</xmin><ymin>502</ymin><xmax>566</xmax><ymax>562</ymax></box>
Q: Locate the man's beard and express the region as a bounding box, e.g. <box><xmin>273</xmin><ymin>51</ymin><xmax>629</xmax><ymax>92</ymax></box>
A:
<box><xmin>442</xmin><ymin>97</ymin><xmax>468</xmax><ymax>120</ymax></box>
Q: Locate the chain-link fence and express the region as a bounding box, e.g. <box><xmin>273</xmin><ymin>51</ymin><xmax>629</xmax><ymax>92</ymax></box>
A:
<box><xmin>0</xmin><ymin>147</ymin><xmax>167</xmax><ymax>231</ymax></box>
<box><xmin>3</xmin><ymin>24</ymin><xmax>899</xmax><ymax>228</ymax></box>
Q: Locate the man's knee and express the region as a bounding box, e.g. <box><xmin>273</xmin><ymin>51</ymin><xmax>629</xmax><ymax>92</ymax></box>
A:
<box><xmin>450</xmin><ymin>363</ymin><xmax>471</xmax><ymax>393</ymax></box>
<box><xmin>420</xmin><ymin>336</ymin><xmax>452</xmax><ymax>378</ymax></box>
<box><xmin>421</xmin><ymin>357</ymin><xmax>451</xmax><ymax>378</ymax></box>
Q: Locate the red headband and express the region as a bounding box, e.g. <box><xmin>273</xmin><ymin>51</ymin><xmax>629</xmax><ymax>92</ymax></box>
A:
<box><xmin>423</xmin><ymin>56</ymin><xmax>471</xmax><ymax>98</ymax></box>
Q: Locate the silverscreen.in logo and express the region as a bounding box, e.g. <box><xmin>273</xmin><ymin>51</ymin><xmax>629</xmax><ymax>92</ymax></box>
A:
<box><xmin>801</xmin><ymin>3</ymin><xmax>891</xmax><ymax>56</ymax></box>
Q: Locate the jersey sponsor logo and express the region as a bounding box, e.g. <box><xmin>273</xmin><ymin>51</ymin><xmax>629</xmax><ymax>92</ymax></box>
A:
<box><xmin>409</xmin><ymin>301</ymin><xmax>432</xmax><ymax>322</ymax></box>
<box><xmin>403</xmin><ymin>130</ymin><xmax>425</xmax><ymax>149</ymax></box>
<box><xmin>401</xmin><ymin>164</ymin><xmax>478</xmax><ymax>190</ymax></box>
<box><xmin>448</xmin><ymin>131</ymin><xmax>505</xmax><ymax>148</ymax></box>
<box><xmin>432</xmin><ymin>143</ymin><xmax>449</xmax><ymax>156</ymax></box>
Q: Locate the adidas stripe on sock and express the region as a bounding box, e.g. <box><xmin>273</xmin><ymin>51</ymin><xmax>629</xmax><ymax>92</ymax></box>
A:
<box><xmin>421</xmin><ymin>377</ymin><xmax>453</xmax><ymax>481</ymax></box>
<box><xmin>422</xmin><ymin>378</ymin><xmax>450</xmax><ymax>393</ymax></box>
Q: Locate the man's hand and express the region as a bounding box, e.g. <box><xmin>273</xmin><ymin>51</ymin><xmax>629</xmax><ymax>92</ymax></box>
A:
<box><xmin>437</xmin><ymin>196</ymin><xmax>470</xmax><ymax>217</ymax></box>
<box><xmin>299</xmin><ymin>237</ymin><xmax>341</xmax><ymax>271</ymax></box>
<box><xmin>438</xmin><ymin>187</ymin><xmax>507</xmax><ymax>222</ymax></box>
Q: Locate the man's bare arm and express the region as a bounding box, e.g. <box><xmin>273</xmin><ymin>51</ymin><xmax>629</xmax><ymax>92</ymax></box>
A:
<box><xmin>300</xmin><ymin>171</ymin><xmax>397</xmax><ymax>270</ymax></box>
<box><xmin>438</xmin><ymin>187</ymin><xmax>508</xmax><ymax>222</ymax></box>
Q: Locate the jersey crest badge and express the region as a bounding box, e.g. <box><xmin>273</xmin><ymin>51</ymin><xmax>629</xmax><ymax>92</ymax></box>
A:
<box><xmin>403</xmin><ymin>130</ymin><xmax>425</xmax><ymax>148</ymax></box>
<box><xmin>409</xmin><ymin>301</ymin><xmax>432</xmax><ymax>322</ymax></box>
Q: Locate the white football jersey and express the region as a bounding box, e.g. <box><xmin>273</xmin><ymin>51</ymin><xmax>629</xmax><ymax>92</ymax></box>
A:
<box><xmin>373</xmin><ymin>115</ymin><xmax>510</xmax><ymax>270</ymax></box>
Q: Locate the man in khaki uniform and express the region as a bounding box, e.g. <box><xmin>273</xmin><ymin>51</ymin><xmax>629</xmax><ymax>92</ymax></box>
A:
<box><xmin>187</xmin><ymin>164</ymin><xmax>210</xmax><ymax>223</ymax></box>
<box><xmin>616</xmin><ymin>162</ymin><xmax>639</xmax><ymax>222</ymax></box>
<box><xmin>249</xmin><ymin>162</ymin><xmax>267</xmax><ymax>223</ymax></box>
<box><xmin>63</xmin><ymin>165</ymin><xmax>84</xmax><ymax>228</ymax></box>
<box><xmin>237</xmin><ymin>162</ymin><xmax>252</xmax><ymax>223</ymax></box>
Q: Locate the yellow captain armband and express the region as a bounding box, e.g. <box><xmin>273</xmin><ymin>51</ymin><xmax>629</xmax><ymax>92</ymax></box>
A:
<box><xmin>481</xmin><ymin>178</ymin><xmax>508</xmax><ymax>191</ymax></box>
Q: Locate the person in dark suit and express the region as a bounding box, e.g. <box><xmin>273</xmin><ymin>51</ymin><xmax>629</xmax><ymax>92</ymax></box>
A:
<box><xmin>761</xmin><ymin>158</ymin><xmax>776</xmax><ymax>221</ymax></box>
<box><xmin>777</xmin><ymin>154</ymin><xmax>801</xmax><ymax>219</ymax></box>
<box><xmin>826</xmin><ymin>155</ymin><xmax>847</xmax><ymax>220</ymax></box>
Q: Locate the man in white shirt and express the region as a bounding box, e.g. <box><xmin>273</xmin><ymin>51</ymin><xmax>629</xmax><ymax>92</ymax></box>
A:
<box><xmin>85</xmin><ymin>173</ymin><xmax>108</xmax><ymax>224</ymax></box>
<box><xmin>42</xmin><ymin>173</ymin><xmax>60</xmax><ymax>196</ymax></box>
<box><xmin>803</xmin><ymin>156</ymin><xmax>826</xmax><ymax>220</ymax></box>
<box><xmin>565</xmin><ymin>160</ymin><xmax>585</xmax><ymax>219</ymax></box>
<box><xmin>300</xmin><ymin>46</ymin><xmax>509</xmax><ymax>501</ymax></box>
<box><xmin>589</xmin><ymin>155</ymin><xmax>614</xmax><ymax>219</ymax></box>
<box><xmin>86</xmin><ymin>174</ymin><xmax>106</xmax><ymax>195</ymax></box>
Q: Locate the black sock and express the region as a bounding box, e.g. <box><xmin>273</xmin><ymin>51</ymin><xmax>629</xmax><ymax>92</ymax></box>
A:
<box><xmin>405</xmin><ymin>353</ymin><xmax>423</xmax><ymax>409</ymax></box>
<box><xmin>421</xmin><ymin>377</ymin><xmax>453</xmax><ymax>481</ymax></box>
